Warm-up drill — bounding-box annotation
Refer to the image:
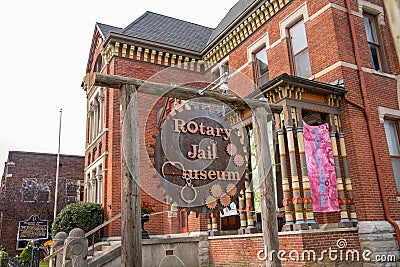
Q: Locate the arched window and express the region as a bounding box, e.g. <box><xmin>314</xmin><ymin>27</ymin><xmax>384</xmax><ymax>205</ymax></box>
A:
<box><xmin>94</xmin><ymin>55</ymin><xmax>103</xmax><ymax>72</ymax></box>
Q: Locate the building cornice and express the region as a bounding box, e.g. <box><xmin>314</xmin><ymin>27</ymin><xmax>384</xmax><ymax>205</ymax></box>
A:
<box><xmin>96</xmin><ymin>0</ymin><xmax>292</xmax><ymax>73</ymax></box>
<box><xmin>202</xmin><ymin>0</ymin><xmax>292</xmax><ymax>69</ymax></box>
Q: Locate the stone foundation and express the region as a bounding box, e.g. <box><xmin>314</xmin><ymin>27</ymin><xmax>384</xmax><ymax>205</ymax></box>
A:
<box><xmin>358</xmin><ymin>221</ymin><xmax>400</xmax><ymax>267</ymax></box>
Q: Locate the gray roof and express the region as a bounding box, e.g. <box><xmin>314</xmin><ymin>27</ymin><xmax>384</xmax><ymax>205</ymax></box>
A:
<box><xmin>97</xmin><ymin>23</ymin><xmax>123</xmax><ymax>38</ymax></box>
<box><xmin>121</xmin><ymin>12</ymin><xmax>213</xmax><ymax>52</ymax></box>
<box><xmin>208</xmin><ymin>0</ymin><xmax>257</xmax><ymax>44</ymax></box>
<box><xmin>96</xmin><ymin>1</ymin><xmax>258</xmax><ymax>52</ymax></box>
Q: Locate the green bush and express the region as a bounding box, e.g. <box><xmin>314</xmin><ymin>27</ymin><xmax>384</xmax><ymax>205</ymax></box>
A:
<box><xmin>19</xmin><ymin>242</ymin><xmax>33</xmax><ymax>265</ymax></box>
<box><xmin>0</xmin><ymin>250</ymin><xmax>8</xmax><ymax>267</ymax></box>
<box><xmin>51</xmin><ymin>202</ymin><xmax>103</xmax><ymax>239</ymax></box>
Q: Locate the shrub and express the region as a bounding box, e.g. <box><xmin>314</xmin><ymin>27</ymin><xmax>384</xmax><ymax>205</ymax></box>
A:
<box><xmin>51</xmin><ymin>202</ymin><xmax>103</xmax><ymax>239</ymax></box>
<box><xmin>0</xmin><ymin>250</ymin><xmax>8</xmax><ymax>267</ymax></box>
<box><xmin>18</xmin><ymin>242</ymin><xmax>33</xmax><ymax>265</ymax></box>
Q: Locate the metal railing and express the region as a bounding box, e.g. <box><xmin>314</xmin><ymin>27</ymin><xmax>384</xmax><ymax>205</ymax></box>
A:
<box><xmin>43</xmin><ymin>213</ymin><xmax>121</xmax><ymax>261</ymax></box>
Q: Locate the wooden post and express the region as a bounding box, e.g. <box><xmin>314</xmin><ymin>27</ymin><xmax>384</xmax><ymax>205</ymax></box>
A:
<box><xmin>120</xmin><ymin>84</ymin><xmax>142</xmax><ymax>266</ymax></box>
<box><xmin>252</xmin><ymin>107</ymin><xmax>281</xmax><ymax>267</ymax></box>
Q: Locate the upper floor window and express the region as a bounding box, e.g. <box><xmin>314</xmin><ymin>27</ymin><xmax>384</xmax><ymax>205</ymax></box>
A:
<box><xmin>66</xmin><ymin>179</ymin><xmax>84</xmax><ymax>203</ymax></box>
<box><xmin>363</xmin><ymin>14</ymin><xmax>383</xmax><ymax>71</ymax></box>
<box><xmin>212</xmin><ymin>61</ymin><xmax>229</xmax><ymax>82</ymax></box>
<box><xmin>22</xmin><ymin>178</ymin><xmax>51</xmax><ymax>203</ymax></box>
<box><xmin>253</xmin><ymin>47</ymin><xmax>269</xmax><ymax>88</ymax></box>
<box><xmin>289</xmin><ymin>20</ymin><xmax>311</xmax><ymax>78</ymax></box>
<box><xmin>384</xmin><ymin>120</ymin><xmax>400</xmax><ymax>194</ymax></box>
<box><xmin>88</xmin><ymin>89</ymin><xmax>105</xmax><ymax>143</ymax></box>
<box><xmin>94</xmin><ymin>55</ymin><xmax>103</xmax><ymax>73</ymax></box>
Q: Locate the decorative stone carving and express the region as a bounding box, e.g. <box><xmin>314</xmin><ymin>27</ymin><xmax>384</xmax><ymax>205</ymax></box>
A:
<box><xmin>62</xmin><ymin>228</ymin><xmax>88</xmax><ymax>267</ymax></box>
<box><xmin>53</xmin><ymin>231</ymin><xmax>68</xmax><ymax>267</ymax></box>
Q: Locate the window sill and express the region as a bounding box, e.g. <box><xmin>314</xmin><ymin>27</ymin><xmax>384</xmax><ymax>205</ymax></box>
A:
<box><xmin>397</xmin><ymin>196</ymin><xmax>400</xmax><ymax>202</ymax></box>
<box><xmin>86</xmin><ymin>128</ymin><xmax>108</xmax><ymax>151</ymax></box>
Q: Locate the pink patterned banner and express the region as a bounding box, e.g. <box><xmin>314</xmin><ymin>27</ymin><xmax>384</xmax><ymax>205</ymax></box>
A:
<box><xmin>303</xmin><ymin>121</ymin><xmax>339</xmax><ymax>212</ymax></box>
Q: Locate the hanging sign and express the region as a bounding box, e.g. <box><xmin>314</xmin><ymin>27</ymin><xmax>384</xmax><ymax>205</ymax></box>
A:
<box><xmin>155</xmin><ymin>102</ymin><xmax>248</xmax><ymax>214</ymax></box>
<box><xmin>303</xmin><ymin>121</ymin><xmax>339</xmax><ymax>212</ymax></box>
<box><xmin>17</xmin><ymin>215</ymin><xmax>48</xmax><ymax>241</ymax></box>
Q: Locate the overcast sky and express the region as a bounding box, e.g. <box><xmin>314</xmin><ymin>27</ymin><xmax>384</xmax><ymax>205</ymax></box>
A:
<box><xmin>0</xmin><ymin>0</ymin><xmax>239</xmax><ymax>167</ymax></box>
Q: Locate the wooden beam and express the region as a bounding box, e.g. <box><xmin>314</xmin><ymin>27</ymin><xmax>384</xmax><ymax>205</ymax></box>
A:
<box><xmin>92</xmin><ymin>73</ymin><xmax>282</xmax><ymax>113</ymax></box>
<box><xmin>252</xmin><ymin>107</ymin><xmax>281</xmax><ymax>267</ymax></box>
<box><xmin>120</xmin><ymin>84</ymin><xmax>142</xmax><ymax>266</ymax></box>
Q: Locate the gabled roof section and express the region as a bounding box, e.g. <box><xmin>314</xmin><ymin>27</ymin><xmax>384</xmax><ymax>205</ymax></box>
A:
<box><xmin>208</xmin><ymin>0</ymin><xmax>257</xmax><ymax>44</ymax></box>
<box><xmin>121</xmin><ymin>11</ymin><xmax>213</xmax><ymax>52</ymax></box>
<box><xmin>96</xmin><ymin>22</ymin><xmax>123</xmax><ymax>38</ymax></box>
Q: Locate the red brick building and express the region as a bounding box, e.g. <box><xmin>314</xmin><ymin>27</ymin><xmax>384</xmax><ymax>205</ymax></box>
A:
<box><xmin>81</xmin><ymin>0</ymin><xmax>400</xmax><ymax>265</ymax></box>
<box><xmin>0</xmin><ymin>151</ymin><xmax>84</xmax><ymax>256</ymax></box>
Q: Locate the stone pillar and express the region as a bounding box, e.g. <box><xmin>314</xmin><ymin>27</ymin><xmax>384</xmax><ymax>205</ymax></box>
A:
<box><xmin>62</xmin><ymin>228</ymin><xmax>88</xmax><ymax>267</ymax></box>
<box><xmin>329</xmin><ymin>115</ymin><xmax>351</xmax><ymax>227</ymax></box>
<box><xmin>285</xmin><ymin>107</ymin><xmax>307</xmax><ymax>230</ymax></box>
<box><xmin>275</xmin><ymin>113</ymin><xmax>294</xmax><ymax>230</ymax></box>
<box><xmin>90</xmin><ymin>177</ymin><xmax>97</xmax><ymax>204</ymax></box>
<box><xmin>296</xmin><ymin>109</ymin><xmax>318</xmax><ymax>229</ymax></box>
<box><xmin>85</xmin><ymin>181</ymin><xmax>91</xmax><ymax>203</ymax></box>
<box><xmin>96</xmin><ymin>173</ymin><xmax>103</xmax><ymax>204</ymax></box>
<box><xmin>53</xmin><ymin>232</ymin><xmax>67</xmax><ymax>267</ymax></box>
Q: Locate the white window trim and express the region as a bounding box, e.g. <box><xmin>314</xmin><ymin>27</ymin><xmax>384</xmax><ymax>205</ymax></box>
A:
<box><xmin>359</xmin><ymin>0</ymin><xmax>385</xmax><ymax>25</ymax></box>
<box><xmin>246</xmin><ymin>33</ymin><xmax>269</xmax><ymax>64</ymax></box>
<box><xmin>279</xmin><ymin>3</ymin><xmax>309</xmax><ymax>39</ymax></box>
<box><xmin>210</xmin><ymin>56</ymin><xmax>229</xmax><ymax>79</ymax></box>
<box><xmin>85</xmin><ymin>158</ymin><xmax>104</xmax><ymax>204</ymax></box>
<box><xmin>379</xmin><ymin>107</ymin><xmax>400</xmax><ymax>123</ymax></box>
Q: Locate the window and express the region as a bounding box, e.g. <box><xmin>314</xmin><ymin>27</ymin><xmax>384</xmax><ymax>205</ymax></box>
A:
<box><xmin>221</xmin><ymin>62</ymin><xmax>229</xmax><ymax>76</ymax></box>
<box><xmin>21</xmin><ymin>178</ymin><xmax>51</xmax><ymax>202</ymax></box>
<box><xmin>66</xmin><ymin>179</ymin><xmax>84</xmax><ymax>203</ymax></box>
<box><xmin>289</xmin><ymin>20</ymin><xmax>311</xmax><ymax>78</ymax></box>
<box><xmin>94</xmin><ymin>55</ymin><xmax>103</xmax><ymax>72</ymax></box>
<box><xmin>384</xmin><ymin>120</ymin><xmax>400</xmax><ymax>193</ymax></box>
<box><xmin>253</xmin><ymin>47</ymin><xmax>269</xmax><ymax>88</ymax></box>
<box><xmin>88</xmin><ymin>89</ymin><xmax>105</xmax><ymax>143</ymax></box>
<box><xmin>22</xmin><ymin>178</ymin><xmax>36</xmax><ymax>202</ymax></box>
<box><xmin>212</xmin><ymin>61</ymin><xmax>229</xmax><ymax>82</ymax></box>
<box><xmin>363</xmin><ymin>14</ymin><xmax>383</xmax><ymax>71</ymax></box>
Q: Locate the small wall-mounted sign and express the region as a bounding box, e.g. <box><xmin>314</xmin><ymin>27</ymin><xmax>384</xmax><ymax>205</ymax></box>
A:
<box><xmin>17</xmin><ymin>215</ymin><xmax>48</xmax><ymax>241</ymax></box>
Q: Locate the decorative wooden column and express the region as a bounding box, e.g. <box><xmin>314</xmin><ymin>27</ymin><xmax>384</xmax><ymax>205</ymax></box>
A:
<box><xmin>238</xmin><ymin>189</ymin><xmax>247</xmax><ymax>234</ymax></box>
<box><xmin>295</xmin><ymin>109</ymin><xmax>318</xmax><ymax>229</ymax></box>
<box><xmin>120</xmin><ymin>84</ymin><xmax>142</xmax><ymax>266</ymax></box>
<box><xmin>329</xmin><ymin>115</ymin><xmax>351</xmax><ymax>228</ymax></box>
<box><xmin>337</xmin><ymin>116</ymin><xmax>358</xmax><ymax>224</ymax></box>
<box><xmin>245</xmin><ymin>178</ymin><xmax>256</xmax><ymax>233</ymax></box>
<box><xmin>275</xmin><ymin>113</ymin><xmax>294</xmax><ymax>231</ymax></box>
<box><xmin>285</xmin><ymin>107</ymin><xmax>307</xmax><ymax>230</ymax></box>
<box><xmin>209</xmin><ymin>213</ymin><xmax>219</xmax><ymax>236</ymax></box>
<box><xmin>207</xmin><ymin>213</ymin><xmax>212</xmax><ymax>232</ymax></box>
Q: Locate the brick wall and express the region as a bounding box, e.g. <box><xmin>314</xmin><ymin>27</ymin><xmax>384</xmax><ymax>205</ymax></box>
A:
<box><xmin>209</xmin><ymin>230</ymin><xmax>361</xmax><ymax>267</ymax></box>
<box><xmin>0</xmin><ymin>151</ymin><xmax>84</xmax><ymax>256</ymax></box>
